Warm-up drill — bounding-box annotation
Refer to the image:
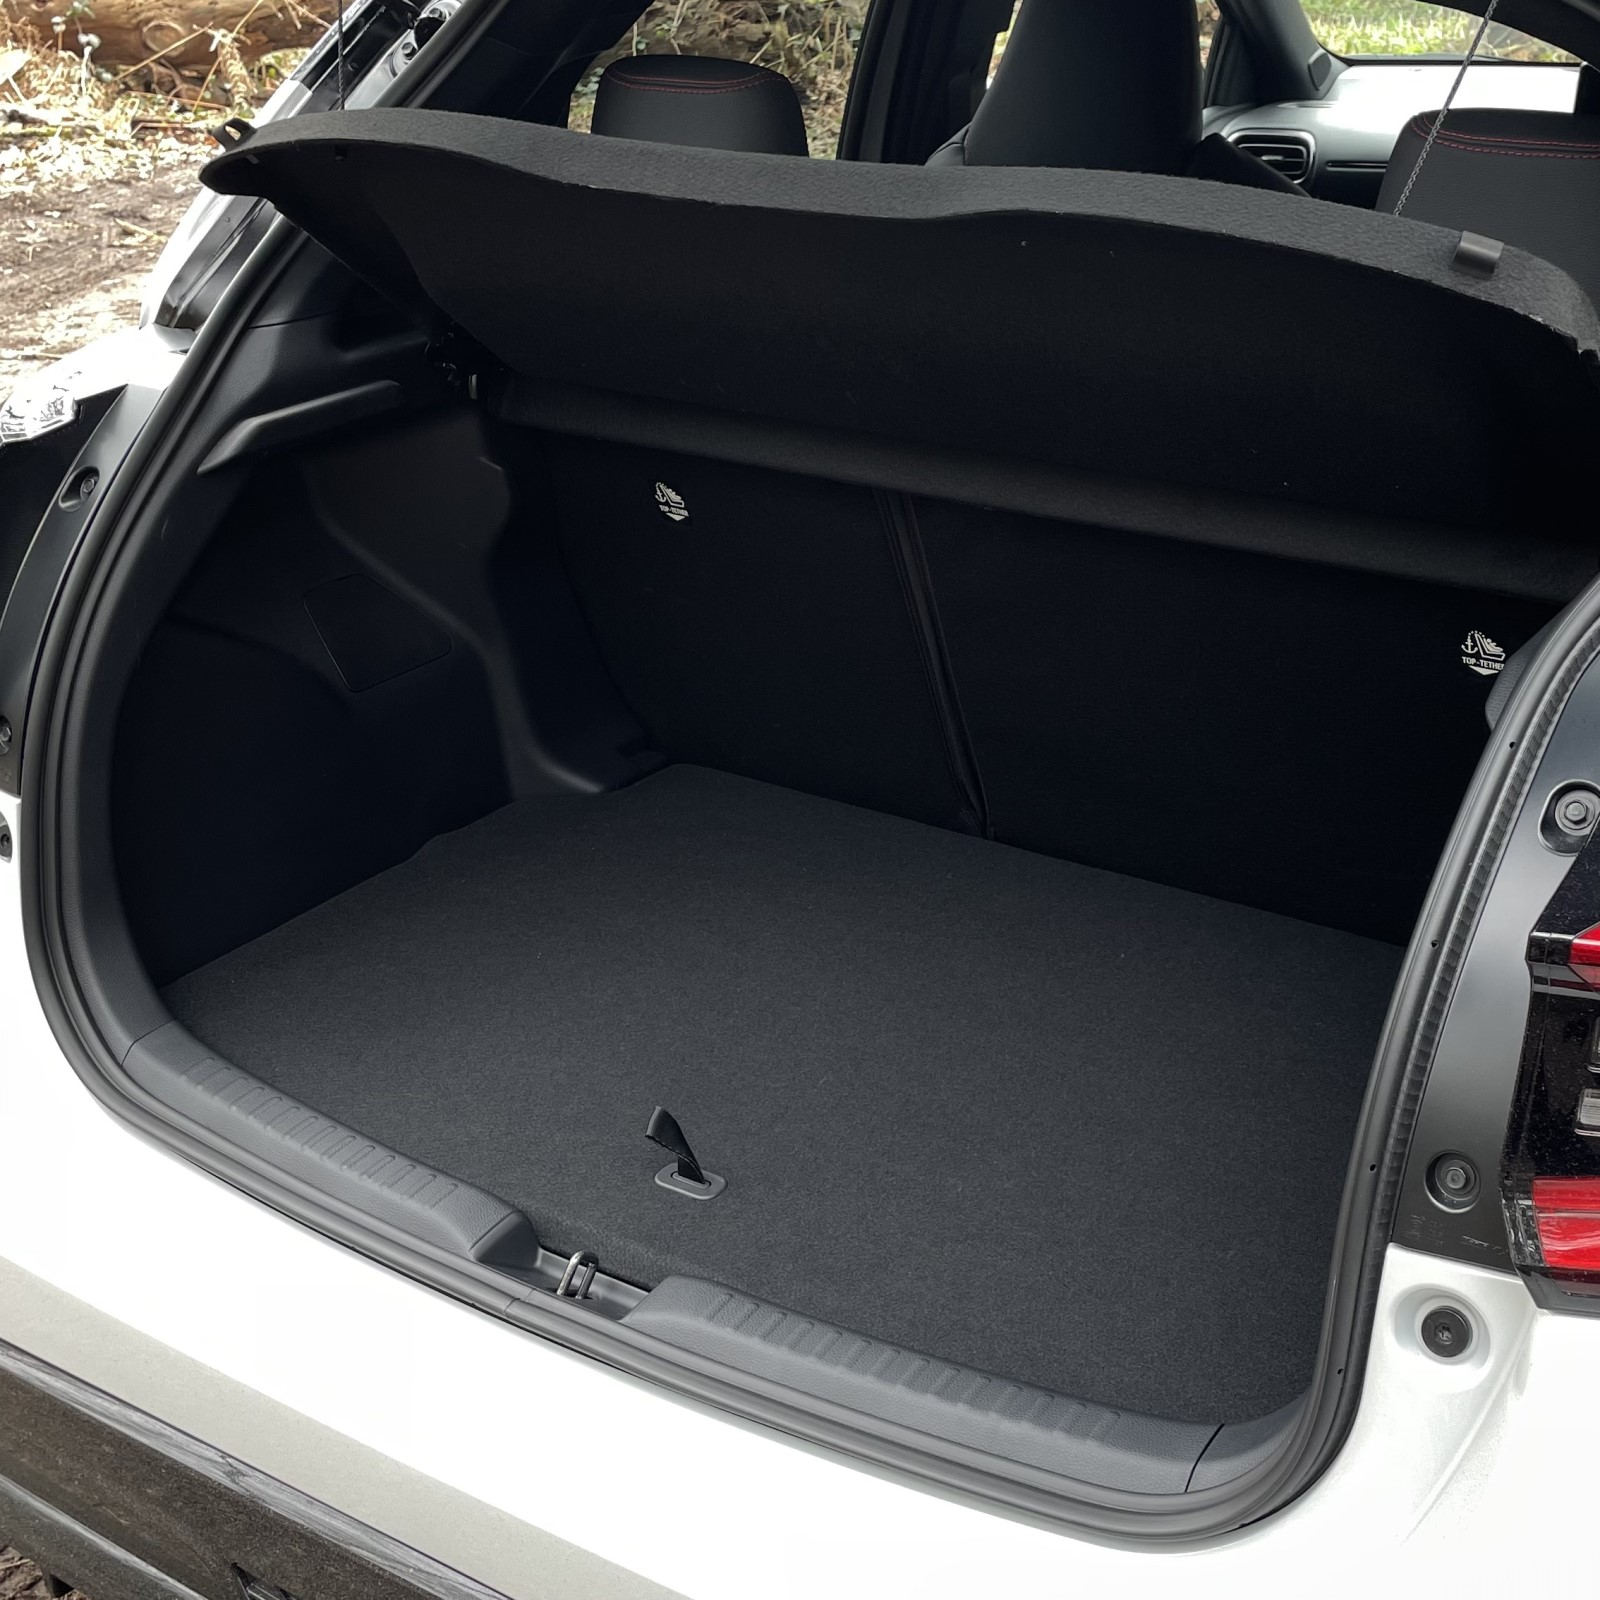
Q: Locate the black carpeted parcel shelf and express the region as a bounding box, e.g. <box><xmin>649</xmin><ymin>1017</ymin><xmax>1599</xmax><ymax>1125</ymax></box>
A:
<box><xmin>201</xmin><ymin>110</ymin><xmax>1600</xmax><ymax>533</ymax></box>
<box><xmin>162</xmin><ymin>766</ymin><xmax>1401</xmax><ymax>1424</ymax></box>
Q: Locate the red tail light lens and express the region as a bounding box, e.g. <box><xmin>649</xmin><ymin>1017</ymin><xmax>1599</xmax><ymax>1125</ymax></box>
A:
<box><xmin>1532</xmin><ymin>1176</ymin><xmax>1600</xmax><ymax>1269</ymax></box>
<box><xmin>1569</xmin><ymin>924</ymin><xmax>1600</xmax><ymax>990</ymax></box>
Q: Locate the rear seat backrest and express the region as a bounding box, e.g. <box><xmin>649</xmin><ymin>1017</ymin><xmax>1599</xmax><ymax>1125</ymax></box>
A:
<box><xmin>542</xmin><ymin>439</ymin><xmax>981</xmax><ymax>833</ymax></box>
<box><xmin>1378</xmin><ymin>109</ymin><xmax>1600</xmax><ymax>307</ymax></box>
<box><xmin>590</xmin><ymin>55</ymin><xmax>809</xmax><ymax>156</ymax></box>
<box><xmin>561</xmin><ymin>58</ymin><xmax>977</xmax><ymax>831</ymax></box>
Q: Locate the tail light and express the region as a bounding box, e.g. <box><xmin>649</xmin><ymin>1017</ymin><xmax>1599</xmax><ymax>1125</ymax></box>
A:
<box><xmin>1530</xmin><ymin>1178</ymin><xmax>1600</xmax><ymax>1270</ymax></box>
<box><xmin>1506</xmin><ymin>856</ymin><xmax>1600</xmax><ymax>1302</ymax></box>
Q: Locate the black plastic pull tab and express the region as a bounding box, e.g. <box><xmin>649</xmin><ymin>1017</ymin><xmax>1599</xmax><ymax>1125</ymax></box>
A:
<box><xmin>647</xmin><ymin>1106</ymin><xmax>726</xmax><ymax>1200</ymax></box>
<box><xmin>211</xmin><ymin>116</ymin><xmax>257</xmax><ymax>149</ymax></box>
<box><xmin>1453</xmin><ymin>230</ymin><xmax>1504</xmax><ymax>279</ymax></box>
<box><xmin>647</xmin><ymin>1105</ymin><xmax>704</xmax><ymax>1182</ymax></box>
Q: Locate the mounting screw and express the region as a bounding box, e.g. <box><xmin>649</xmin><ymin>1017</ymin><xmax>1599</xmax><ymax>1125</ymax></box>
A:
<box><xmin>1420</xmin><ymin>1306</ymin><xmax>1473</xmax><ymax>1360</ymax></box>
<box><xmin>1563</xmin><ymin>794</ymin><xmax>1597</xmax><ymax>828</ymax></box>
<box><xmin>0</xmin><ymin>716</ymin><xmax>11</xmax><ymax>755</ymax></box>
<box><xmin>0</xmin><ymin>824</ymin><xmax>10</xmax><ymax>862</ymax></box>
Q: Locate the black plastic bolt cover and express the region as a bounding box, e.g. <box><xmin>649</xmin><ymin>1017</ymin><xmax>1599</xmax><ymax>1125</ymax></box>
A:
<box><xmin>1542</xmin><ymin>783</ymin><xmax>1600</xmax><ymax>853</ymax></box>
<box><xmin>1427</xmin><ymin>1151</ymin><xmax>1480</xmax><ymax>1211</ymax></box>
<box><xmin>0</xmin><ymin>824</ymin><xmax>10</xmax><ymax>863</ymax></box>
<box><xmin>1420</xmin><ymin>1306</ymin><xmax>1473</xmax><ymax>1359</ymax></box>
<box><xmin>57</xmin><ymin>467</ymin><xmax>99</xmax><ymax>509</ymax></box>
<box><xmin>0</xmin><ymin>716</ymin><xmax>10</xmax><ymax>754</ymax></box>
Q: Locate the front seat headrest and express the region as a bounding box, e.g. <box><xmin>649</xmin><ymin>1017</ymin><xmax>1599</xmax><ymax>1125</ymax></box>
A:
<box><xmin>948</xmin><ymin>0</ymin><xmax>1203</xmax><ymax>173</ymax></box>
<box><xmin>1377</xmin><ymin>109</ymin><xmax>1600</xmax><ymax>307</ymax></box>
<box><xmin>591</xmin><ymin>55</ymin><xmax>809</xmax><ymax>157</ymax></box>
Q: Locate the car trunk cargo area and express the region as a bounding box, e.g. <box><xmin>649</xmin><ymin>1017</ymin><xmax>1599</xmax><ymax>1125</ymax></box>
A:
<box><xmin>107</xmin><ymin>389</ymin><xmax>1517</xmax><ymax>1432</ymax></box>
<box><xmin>159</xmin><ymin>763</ymin><xmax>1400</xmax><ymax>1423</ymax></box>
<box><xmin>92</xmin><ymin>109</ymin><xmax>1600</xmax><ymax>1454</ymax></box>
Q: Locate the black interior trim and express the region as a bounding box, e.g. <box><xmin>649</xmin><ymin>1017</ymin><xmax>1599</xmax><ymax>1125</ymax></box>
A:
<box><xmin>623</xmin><ymin>1276</ymin><xmax>1221</xmax><ymax>1494</ymax></box>
<box><xmin>122</xmin><ymin>1019</ymin><xmax>543</xmax><ymax>1269</ymax></box>
<box><xmin>498</xmin><ymin>377</ymin><xmax>1595</xmax><ymax>601</ymax></box>
<box><xmin>197</xmin><ymin>379</ymin><xmax>407</xmax><ymax>474</ymax></box>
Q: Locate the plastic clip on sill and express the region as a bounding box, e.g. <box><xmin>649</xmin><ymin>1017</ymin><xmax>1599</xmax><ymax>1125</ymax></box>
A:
<box><xmin>556</xmin><ymin>1250</ymin><xmax>599</xmax><ymax>1300</ymax></box>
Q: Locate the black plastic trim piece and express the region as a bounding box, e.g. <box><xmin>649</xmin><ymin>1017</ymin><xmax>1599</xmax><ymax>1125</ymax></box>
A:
<box><xmin>196</xmin><ymin>379</ymin><xmax>405</xmax><ymax>473</ymax></box>
<box><xmin>1187</xmin><ymin>1399</ymin><xmax>1306</xmax><ymax>1491</ymax></box>
<box><xmin>123</xmin><ymin>1021</ymin><xmax>540</xmax><ymax>1266</ymax></box>
<box><xmin>623</xmin><ymin>1277</ymin><xmax>1217</xmax><ymax>1494</ymax></box>
<box><xmin>1221</xmin><ymin>0</ymin><xmax>1341</xmax><ymax>101</ymax></box>
<box><xmin>0</xmin><ymin>1337</ymin><xmax>513</xmax><ymax>1600</ymax></box>
<box><xmin>1487</xmin><ymin>619</ymin><xmax>1557</xmax><ymax>728</ymax></box>
<box><xmin>1392</xmin><ymin>596</ymin><xmax>1600</xmax><ymax>1268</ymax></box>
<box><xmin>499</xmin><ymin>378</ymin><xmax>1593</xmax><ymax>602</ymax></box>
<box><xmin>0</xmin><ymin>382</ymin><xmax>167</xmax><ymax>796</ymax></box>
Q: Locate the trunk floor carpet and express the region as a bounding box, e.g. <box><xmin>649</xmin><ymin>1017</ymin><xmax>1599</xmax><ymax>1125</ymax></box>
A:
<box><xmin>163</xmin><ymin>765</ymin><xmax>1402</xmax><ymax>1423</ymax></box>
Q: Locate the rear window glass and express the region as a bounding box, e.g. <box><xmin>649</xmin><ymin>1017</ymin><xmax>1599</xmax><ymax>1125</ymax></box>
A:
<box><xmin>570</xmin><ymin>0</ymin><xmax>869</xmax><ymax>157</ymax></box>
<box><xmin>1299</xmin><ymin>1</ymin><xmax>1576</xmax><ymax>61</ymax></box>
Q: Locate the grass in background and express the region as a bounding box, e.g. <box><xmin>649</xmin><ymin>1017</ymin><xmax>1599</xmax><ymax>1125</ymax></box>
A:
<box><xmin>1</xmin><ymin>15</ymin><xmax>305</xmax><ymax>198</ymax></box>
<box><xmin>1300</xmin><ymin>0</ymin><xmax>1575</xmax><ymax>60</ymax></box>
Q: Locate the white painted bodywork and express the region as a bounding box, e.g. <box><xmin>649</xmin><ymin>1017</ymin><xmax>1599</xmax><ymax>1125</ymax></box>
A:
<box><xmin>0</xmin><ymin>784</ymin><xmax>1591</xmax><ymax>1594</ymax></box>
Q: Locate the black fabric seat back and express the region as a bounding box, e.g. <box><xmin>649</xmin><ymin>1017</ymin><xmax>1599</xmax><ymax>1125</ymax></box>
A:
<box><xmin>929</xmin><ymin>0</ymin><xmax>1203</xmax><ymax>172</ymax></box>
<box><xmin>1378</xmin><ymin>109</ymin><xmax>1600</xmax><ymax>308</ymax></box>
<box><xmin>925</xmin><ymin>0</ymin><xmax>1301</xmax><ymax>193</ymax></box>
<box><xmin>911</xmin><ymin>499</ymin><xmax>1554</xmax><ymax>940</ymax></box>
<box><xmin>590</xmin><ymin>55</ymin><xmax>809</xmax><ymax>157</ymax></box>
<box><xmin>540</xmin><ymin>437</ymin><xmax>978</xmax><ymax>831</ymax></box>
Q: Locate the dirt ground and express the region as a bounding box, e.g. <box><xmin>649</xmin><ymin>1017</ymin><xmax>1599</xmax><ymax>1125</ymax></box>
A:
<box><xmin>0</xmin><ymin>147</ymin><xmax>204</xmax><ymax>400</ymax></box>
<box><xmin>0</xmin><ymin>1545</ymin><xmax>86</xmax><ymax>1600</ymax></box>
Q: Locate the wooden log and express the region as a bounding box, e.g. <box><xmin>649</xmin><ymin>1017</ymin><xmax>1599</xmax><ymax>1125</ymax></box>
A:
<box><xmin>1</xmin><ymin>0</ymin><xmax>338</xmax><ymax>71</ymax></box>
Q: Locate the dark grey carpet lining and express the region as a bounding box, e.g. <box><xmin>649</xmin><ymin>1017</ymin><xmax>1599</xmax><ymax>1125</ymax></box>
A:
<box><xmin>162</xmin><ymin>766</ymin><xmax>1401</xmax><ymax>1423</ymax></box>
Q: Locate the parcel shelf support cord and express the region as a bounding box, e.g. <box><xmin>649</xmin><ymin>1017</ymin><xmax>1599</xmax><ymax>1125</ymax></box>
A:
<box><xmin>1392</xmin><ymin>0</ymin><xmax>1503</xmax><ymax>217</ymax></box>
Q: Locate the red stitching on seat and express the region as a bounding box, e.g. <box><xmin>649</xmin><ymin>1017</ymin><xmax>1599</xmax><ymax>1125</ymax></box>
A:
<box><xmin>607</xmin><ymin>72</ymin><xmax>769</xmax><ymax>95</ymax></box>
<box><xmin>1438</xmin><ymin>132</ymin><xmax>1600</xmax><ymax>150</ymax></box>
<box><xmin>1430</xmin><ymin>133</ymin><xmax>1600</xmax><ymax>159</ymax></box>
<box><xmin>1403</xmin><ymin>112</ymin><xmax>1600</xmax><ymax>153</ymax></box>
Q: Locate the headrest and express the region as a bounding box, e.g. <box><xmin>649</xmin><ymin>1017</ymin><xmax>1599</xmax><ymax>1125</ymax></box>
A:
<box><xmin>591</xmin><ymin>55</ymin><xmax>809</xmax><ymax>157</ymax></box>
<box><xmin>1377</xmin><ymin>108</ymin><xmax>1600</xmax><ymax>309</ymax></box>
<box><xmin>962</xmin><ymin>0</ymin><xmax>1202</xmax><ymax>173</ymax></box>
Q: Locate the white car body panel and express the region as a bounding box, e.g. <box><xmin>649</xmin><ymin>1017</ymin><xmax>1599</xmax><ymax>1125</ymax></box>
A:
<box><xmin>0</xmin><ymin>783</ymin><xmax>1591</xmax><ymax>1594</ymax></box>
